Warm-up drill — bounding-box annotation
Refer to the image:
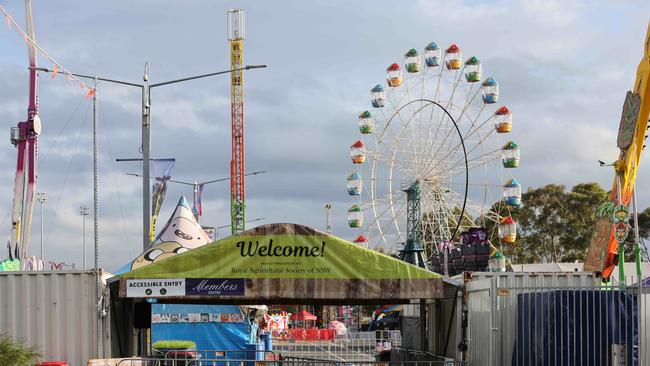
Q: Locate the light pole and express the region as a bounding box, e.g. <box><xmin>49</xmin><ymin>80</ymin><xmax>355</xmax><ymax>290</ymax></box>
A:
<box><xmin>126</xmin><ymin>170</ymin><xmax>266</xmax><ymax>222</ymax></box>
<box><xmin>37</xmin><ymin>192</ymin><xmax>46</xmax><ymax>260</ymax></box>
<box><xmin>35</xmin><ymin>63</ymin><xmax>267</xmax><ymax>252</ymax></box>
<box><xmin>80</xmin><ymin>205</ymin><xmax>89</xmax><ymax>269</ymax></box>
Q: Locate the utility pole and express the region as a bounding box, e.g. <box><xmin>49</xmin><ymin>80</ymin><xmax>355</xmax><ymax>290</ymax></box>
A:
<box><xmin>36</xmin><ymin>192</ymin><xmax>46</xmax><ymax>260</ymax></box>
<box><xmin>80</xmin><ymin>205</ymin><xmax>89</xmax><ymax>269</ymax></box>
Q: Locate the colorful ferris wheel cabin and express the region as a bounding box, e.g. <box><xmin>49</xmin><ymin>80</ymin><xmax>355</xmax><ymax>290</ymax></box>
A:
<box><xmin>503</xmin><ymin>178</ymin><xmax>522</xmax><ymax>206</ymax></box>
<box><xmin>445</xmin><ymin>44</ymin><xmax>462</xmax><ymax>70</ymax></box>
<box><xmin>348</xmin><ymin>205</ymin><xmax>363</xmax><ymax>228</ymax></box>
<box><xmin>353</xmin><ymin>234</ymin><xmax>369</xmax><ymax>245</ymax></box>
<box><xmin>347</xmin><ymin>172</ymin><xmax>362</xmax><ymax>196</ymax></box>
<box><xmin>371</xmin><ymin>84</ymin><xmax>386</xmax><ymax>108</ymax></box>
<box><xmin>404</xmin><ymin>48</ymin><xmax>421</xmax><ymax>73</ymax></box>
<box><xmin>351</xmin><ymin>140</ymin><xmax>366</xmax><ymax>164</ymax></box>
<box><xmin>482</xmin><ymin>77</ymin><xmax>499</xmax><ymax>104</ymax></box>
<box><xmin>498</xmin><ymin>216</ymin><xmax>517</xmax><ymax>244</ymax></box>
<box><xmin>359</xmin><ymin>110</ymin><xmax>374</xmax><ymax>134</ymax></box>
<box><xmin>386</xmin><ymin>63</ymin><xmax>403</xmax><ymax>87</ymax></box>
<box><xmin>494</xmin><ymin>106</ymin><xmax>512</xmax><ymax>133</ymax></box>
<box><xmin>425</xmin><ymin>42</ymin><xmax>441</xmax><ymax>67</ymax></box>
<box><xmin>501</xmin><ymin>141</ymin><xmax>520</xmax><ymax>168</ymax></box>
<box><xmin>464</xmin><ymin>56</ymin><xmax>482</xmax><ymax>82</ymax></box>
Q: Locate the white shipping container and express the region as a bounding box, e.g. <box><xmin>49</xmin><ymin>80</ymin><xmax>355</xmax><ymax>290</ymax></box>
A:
<box><xmin>0</xmin><ymin>270</ymin><xmax>111</xmax><ymax>366</ymax></box>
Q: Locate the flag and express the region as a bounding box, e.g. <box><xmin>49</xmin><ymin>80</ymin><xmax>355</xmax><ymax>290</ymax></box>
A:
<box><xmin>150</xmin><ymin>158</ymin><xmax>175</xmax><ymax>242</ymax></box>
<box><xmin>192</xmin><ymin>183</ymin><xmax>204</xmax><ymax>220</ymax></box>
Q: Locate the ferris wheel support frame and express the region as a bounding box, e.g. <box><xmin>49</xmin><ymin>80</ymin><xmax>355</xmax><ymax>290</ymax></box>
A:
<box><xmin>385</xmin><ymin>98</ymin><xmax>469</xmax><ymax>245</ymax></box>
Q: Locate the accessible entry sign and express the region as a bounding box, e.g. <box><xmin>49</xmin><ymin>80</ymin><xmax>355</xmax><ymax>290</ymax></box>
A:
<box><xmin>126</xmin><ymin>279</ymin><xmax>186</xmax><ymax>297</ymax></box>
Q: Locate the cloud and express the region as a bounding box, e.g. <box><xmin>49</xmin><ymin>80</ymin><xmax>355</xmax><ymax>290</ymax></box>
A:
<box><xmin>0</xmin><ymin>0</ymin><xmax>649</xmax><ymax>270</ymax></box>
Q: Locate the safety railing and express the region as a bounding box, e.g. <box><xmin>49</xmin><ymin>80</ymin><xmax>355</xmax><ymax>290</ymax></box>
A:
<box><xmin>272</xmin><ymin>338</ymin><xmax>391</xmax><ymax>361</ymax></box>
<box><xmin>115</xmin><ymin>358</ymin><xmax>466</xmax><ymax>366</ymax></box>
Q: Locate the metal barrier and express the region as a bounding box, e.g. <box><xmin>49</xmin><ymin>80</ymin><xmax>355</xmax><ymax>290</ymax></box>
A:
<box><xmin>341</xmin><ymin>331</ymin><xmax>402</xmax><ymax>347</ymax></box>
<box><xmin>463</xmin><ymin>274</ymin><xmax>649</xmax><ymax>366</ymax></box>
<box><xmin>273</xmin><ymin>338</ymin><xmax>391</xmax><ymax>361</ymax></box>
<box><xmin>115</xmin><ymin>358</ymin><xmax>466</xmax><ymax>366</ymax></box>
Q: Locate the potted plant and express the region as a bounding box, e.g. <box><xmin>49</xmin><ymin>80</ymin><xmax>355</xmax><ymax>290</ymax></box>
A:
<box><xmin>0</xmin><ymin>335</ymin><xmax>41</xmax><ymax>366</ymax></box>
<box><xmin>152</xmin><ymin>340</ymin><xmax>198</xmax><ymax>366</ymax></box>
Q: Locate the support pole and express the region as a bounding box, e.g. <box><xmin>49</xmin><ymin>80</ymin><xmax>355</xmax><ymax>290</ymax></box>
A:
<box><xmin>93</xmin><ymin>77</ymin><xmax>101</xmax><ymax>358</ymax></box>
<box><xmin>633</xmin><ymin>188</ymin><xmax>642</xmax><ymax>278</ymax></box>
<box><xmin>142</xmin><ymin>63</ymin><xmax>151</xmax><ymax>252</ymax></box>
<box><xmin>420</xmin><ymin>299</ymin><xmax>427</xmax><ymax>352</ymax></box>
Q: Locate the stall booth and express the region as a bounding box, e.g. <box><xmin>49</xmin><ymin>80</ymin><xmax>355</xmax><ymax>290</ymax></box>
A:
<box><xmin>107</xmin><ymin>223</ymin><xmax>458</xmax><ymax>360</ymax></box>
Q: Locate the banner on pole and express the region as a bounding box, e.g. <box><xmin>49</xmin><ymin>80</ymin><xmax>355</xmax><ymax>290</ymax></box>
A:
<box><xmin>150</xmin><ymin>158</ymin><xmax>175</xmax><ymax>242</ymax></box>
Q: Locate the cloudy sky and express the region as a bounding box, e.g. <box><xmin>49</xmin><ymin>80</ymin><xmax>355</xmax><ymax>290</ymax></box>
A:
<box><xmin>0</xmin><ymin>0</ymin><xmax>649</xmax><ymax>271</ymax></box>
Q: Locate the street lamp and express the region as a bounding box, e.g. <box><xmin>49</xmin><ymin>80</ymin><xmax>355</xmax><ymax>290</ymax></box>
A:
<box><xmin>80</xmin><ymin>205</ymin><xmax>89</xmax><ymax>269</ymax></box>
<box><xmin>126</xmin><ymin>170</ymin><xmax>266</xmax><ymax>222</ymax></box>
<box><xmin>35</xmin><ymin>63</ymin><xmax>266</xmax><ymax>252</ymax></box>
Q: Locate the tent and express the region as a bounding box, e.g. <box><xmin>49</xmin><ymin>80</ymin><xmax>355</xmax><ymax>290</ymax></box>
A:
<box><xmin>116</xmin><ymin>223</ymin><xmax>444</xmax><ymax>303</ymax></box>
<box><xmin>114</xmin><ymin>196</ymin><xmax>249</xmax><ymax>351</ymax></box>
<box><xmin>291</xmin><ymin>310</ymin><xmax>317</xmax><ymax>329</ymax></box>
<box><xmin>115</xmin><ymin>196</ymin><xmax>211</xmax><ymax>274</ymax></box>
<box><xmin>109</xmin><ymin>223</ymin><xmax>452</xmax><ymax>357</ymax></box>
<box><xmin>291</xmin><ymin>310</ymin><xmax>317</xmax><ymax>321</ymax></box>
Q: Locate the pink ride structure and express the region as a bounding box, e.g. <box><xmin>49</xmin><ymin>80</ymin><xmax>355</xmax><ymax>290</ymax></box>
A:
<box><xmin>9</xmin><ymin>0</ymin><xmax>41</xmax><ymax>266</ymax></box>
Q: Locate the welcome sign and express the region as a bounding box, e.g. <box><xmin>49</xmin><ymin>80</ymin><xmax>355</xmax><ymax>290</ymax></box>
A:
<box><xmin>119</xmin><ymin>224</ymin><xmax>443</xmax><ymax>300</ymax></box>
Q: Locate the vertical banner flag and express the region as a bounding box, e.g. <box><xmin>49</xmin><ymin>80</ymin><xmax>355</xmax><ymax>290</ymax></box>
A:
<box><xmin>150</xmin><ymin>158</ymin><xmax>175</xmax><ymax>242</ymax></box>
<box><xmin>193</xmin><ymin>183</ymin><xmax>205</xmax><ymax>220</ymax></box>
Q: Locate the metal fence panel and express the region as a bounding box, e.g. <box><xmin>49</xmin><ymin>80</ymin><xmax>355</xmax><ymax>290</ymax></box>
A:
<box><xmin>0</xmin><ymin>270</ymin><xmax>109</xmax><ymax>366</ymax></box>
<box><xmin>464</xmin><ymin>272</ymin><xmax>650</xmax><ymax>366</ymax></box>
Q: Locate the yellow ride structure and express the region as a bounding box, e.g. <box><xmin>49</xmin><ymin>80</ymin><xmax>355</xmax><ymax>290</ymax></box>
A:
<box><xmin>585</xmin><ymin>21</ymin><xmax>650</xmax><ymax>280</ymax></box>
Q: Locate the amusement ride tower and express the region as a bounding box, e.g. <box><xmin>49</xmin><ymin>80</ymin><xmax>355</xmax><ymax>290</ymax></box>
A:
<box><xmin>228</xmin><ymin>9</ymin><xmax>246</xmax><ymax>235</ymax></box>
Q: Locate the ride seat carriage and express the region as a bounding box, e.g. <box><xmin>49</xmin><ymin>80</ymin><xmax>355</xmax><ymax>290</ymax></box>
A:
<box><xmin>358</xmin><ymin>111</ymin><xmax>374</xmax><ymax>134</ymax></box>
<box><xmin>445</xmin><ymin>44</ymin><xmax>462</xmax><ymax>70</ymax></box>
<box><xmin>465</xmin><ymin>56</ymin><xmax>481</xmax><ymax>82</ymax></box>
<box><xmin>425</xmin><ymin>42</ymin><xmax>441</xmax><ymax>67</ymax></box>
<box><xmin>386</xmin><ymin>63</ymin><xmax>403</xmax><ymax>87</ymax></box>
<box><xmin>482</xmin><ymin>77</ymin><xmax>499</xmax><ymax>104</ymax></box>
<box><xmin>501</xmin><ymin>141</ymin><xmax>519</xmax><ymax>168</ymax></box>
<box><xmin>498</xmin><ymin>216</ymin><xmax>517</xmax><ymax>244</ymax></box>
<box><xmin>351</xmin><ymin>140</ymin><xmax>366</xmax><ymax>164</ymax></box>
<box><xmin>371</xmin><ymin>84</ymin><xmax>386</xmax><ymax>108</ymax></box>
<box><xmin>404</xmin><ymin>48</ymin><xmax>421</xmax><ymax>73</ymax></box>
<box><xmin>494</xmin><ymin>106</ymin><xmax>512</xmax><ymax>133</ymax></box>
<box><xmin>347</xmin><ymin>205</ymin><xmax>363</xmax><ymax>228</ymax></box>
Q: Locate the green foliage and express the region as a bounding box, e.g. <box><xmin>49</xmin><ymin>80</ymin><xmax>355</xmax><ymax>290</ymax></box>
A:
<box><xmin>0</xmin><ymin>335</ymin><xmax>41</xmax><ymax>366</ymax></box>
<box><xmin>485</xmin><ymin>182</ymin><xmax>650</xmax><ymax>264</ymax></box>
<box><xmin>152</xmin><ymin>340</ymin><xmax>196</xmax><ymax>349</ymax></box>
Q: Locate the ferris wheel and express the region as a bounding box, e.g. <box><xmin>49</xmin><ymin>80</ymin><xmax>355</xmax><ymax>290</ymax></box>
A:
<box><xmin>347</xmin><ymin>43</ymin><xmax>520</xmax><ymax>260</ymax></box>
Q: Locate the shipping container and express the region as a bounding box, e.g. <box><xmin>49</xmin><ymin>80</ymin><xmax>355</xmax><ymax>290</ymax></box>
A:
<box><xmin>0</xmin><ymin>270</ymin><xmax>111</xmax><ymax>366</ymax></box>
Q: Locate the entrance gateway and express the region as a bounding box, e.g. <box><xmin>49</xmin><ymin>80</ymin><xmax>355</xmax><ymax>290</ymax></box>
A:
<box><xmin>107</xmin><ymin>223</ymin><xmax>458</xmax><ymax>357</ymax></box>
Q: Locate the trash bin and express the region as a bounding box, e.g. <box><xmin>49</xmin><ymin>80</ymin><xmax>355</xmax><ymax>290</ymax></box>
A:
<box><xmin>261</xmin><ymin>332</ymin><xmax>273</xmax><ymax>352</ymax></box>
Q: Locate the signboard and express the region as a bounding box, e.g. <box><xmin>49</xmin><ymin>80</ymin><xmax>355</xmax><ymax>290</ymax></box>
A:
<box><xmin>119</xmin><ymin>224</ymin><xmax>443</xmax><ymax>300</ymax></box>
<box><xmin>126</xmin><ymin>279</ymin><xmax>185</xmax><ymax>297</ymax></box>
<box><xmin>185</xmin><ymin>278</ymin><xmax>244</xmax><ymax>296</ymax></box>
<box><xmin>617</xmin><ymin>91</ymin><xmax>641</xmax><ymax>149</ymax></box>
